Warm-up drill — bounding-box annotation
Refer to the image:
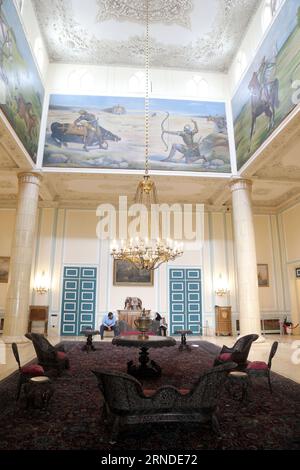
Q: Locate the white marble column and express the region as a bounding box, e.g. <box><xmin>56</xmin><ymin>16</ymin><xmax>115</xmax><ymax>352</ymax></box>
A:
<box><xmin>229</xmin><ymin>177</ymin><xmax>262</xmax><ymax>337</ymax></box>
<box><xmin>4</xmin><ymin>172</ymin><xmax>42</xmax><ymax>340</ymax></box>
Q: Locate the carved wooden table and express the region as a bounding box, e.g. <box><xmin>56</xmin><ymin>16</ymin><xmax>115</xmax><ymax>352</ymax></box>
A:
<box><xmin>112</xmin><ymin>335</ymin><xmax>176</xmax><ymax>378</ymax></box>
<box><xmin>177</xmin><ymin>329</ymin><xmax>193</xmax><ymax>351</ymax></box>
<box><xmin>81</xmin><ymin>329</ymin><xmax>99</xmax><ymax>352</ymax></box>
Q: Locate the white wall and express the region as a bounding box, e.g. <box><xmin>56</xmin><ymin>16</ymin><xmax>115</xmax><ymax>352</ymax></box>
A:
<box><xmin>27</xmin><ymin>207</ymin><xmax>233</xmax><ymax>336</ymax></box>
<box><xmin>278</xmin><ymin>202</ymin><xmax>300</xmax><ymax>330</ymax></box>
<box><xmin>24</xmin><ymin>206</ymin><xmax>289</xmax><ymax>337</ymax></box>
<box><xmin>0</xmin><ymin>209</ymin><xmax>16</xmax><ymax>318</ymax></box>
<box><xmin>46</xmin><ymin>63</ymin><xmax>228</xmax><ymax>102</ymax></box>
<box><xmin>0</xmin><ymin>203</ymin><xmax>295</xmax><ymax>336</ymax></box>
<box><xmin>20</xmin><ymin>0</ymin><xmax>49</xmax><ymax>82</ymax></box>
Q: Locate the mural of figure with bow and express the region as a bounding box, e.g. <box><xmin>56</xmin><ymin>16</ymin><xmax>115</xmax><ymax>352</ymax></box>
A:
<box><xmin>160</xmin><ymin>113</ymin><xmax>206</xmax><ymax>164</ymax></box>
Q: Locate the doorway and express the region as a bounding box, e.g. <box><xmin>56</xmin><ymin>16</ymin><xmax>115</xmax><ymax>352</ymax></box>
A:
<box><xmin>169</xmin><ymin>268</ymin><xmax>202</xmax><ymax>335</ymax></box>
<box><xmin>60</xmin><ymin>266</ymin><xmax>97</xmax><ymax>336</ymax></box>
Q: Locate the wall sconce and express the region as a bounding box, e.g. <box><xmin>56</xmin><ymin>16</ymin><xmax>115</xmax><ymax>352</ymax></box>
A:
<box><xmin>34</xmin><ymin>271</ymin><xmax>50</xmax><ymax>295</ymax></box>
<box><xmin>215</xmin><ymin>274</ymin><xmax>230</xmax><ymax>296</ymax></box>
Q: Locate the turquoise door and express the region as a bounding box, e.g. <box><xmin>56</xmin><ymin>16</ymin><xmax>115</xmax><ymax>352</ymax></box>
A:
<box><xmin>169</xmin><ymin>268</ymin><xmax>202</xmax><ymax>335</ymax></box>
<box><xmin>61</xmin><ymin>266</ymin><xmax>97</xmax><ymax>336</ymax></box>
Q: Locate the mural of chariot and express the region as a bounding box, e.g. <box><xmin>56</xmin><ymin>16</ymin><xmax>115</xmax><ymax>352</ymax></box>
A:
<box><xmin>232</xmin><ymin>0</ymin><xmax>300</xmax><ymax>170</ymax></box>
<box><xmin>0</xmin><ymin>0</ymin><xmax>44</xmax><ymax>162</ymax></box>
<box><xmin>43</xmin><ymin>94</ymin><xmax>231</xmax><ymax>173</ymax></box>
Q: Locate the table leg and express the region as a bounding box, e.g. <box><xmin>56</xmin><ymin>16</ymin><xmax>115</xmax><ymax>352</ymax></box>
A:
<box><xmin>82</xmin><ymin>334</ymin><xmax>96</xmax><ymax>352</ymax></box>
<box><xmin>127</xmin><ymin>346</ymin><xmax>161</xmax><ymax>378</ymax></box>
<box><xmin>179</xmin><ymin>333</ymin><xmax>191</xmax><ymax>351</ymax></box>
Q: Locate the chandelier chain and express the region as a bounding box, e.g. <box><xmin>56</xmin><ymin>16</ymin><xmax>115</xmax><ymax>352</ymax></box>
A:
<box><xmin>144</xmin><ymin>0</ymin><xmax>150</xmax><ymax>176</ymax></box>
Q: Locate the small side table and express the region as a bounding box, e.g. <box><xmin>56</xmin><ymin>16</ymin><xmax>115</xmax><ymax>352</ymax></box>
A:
<box><xmin>227</xmin><ymin>371</ymin><xmax>249</xmax><ymax>402</ymax></box>
<box><xmin>81</xmin><ymin>329</ymin><xmax>99</xmax><ymax>352</ymax></box>
<box><xmin>177</xmin><ymin>330</ymin><xmax>193</xmax><ymax>351</ymax></box>
<box><xmin>24</xmin><ymin>376</ymin><xmax>54</xmax><ymax>409</ymax></box>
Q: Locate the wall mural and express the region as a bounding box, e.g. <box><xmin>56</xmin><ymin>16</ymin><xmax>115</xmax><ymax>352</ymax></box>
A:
<box><xmin>43</xmin><ymin>94</ymin><xmax>231</xmax><ymax>173</ymax></box>
<box><xmin>232</xmin><ymin>0</ymin><xmax>300</xmax><ymax>170</ymax></box>
<box><xmin>0</xmin><ymin>0</ymin><xmax>44</xmax><ymax>162</ymax></box>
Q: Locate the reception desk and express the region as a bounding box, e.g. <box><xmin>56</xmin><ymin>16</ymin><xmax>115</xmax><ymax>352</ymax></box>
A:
<box><xmin>117</xmin><ymin>310</ymin><xmax>151</xmax><ymax>328</ymax></box>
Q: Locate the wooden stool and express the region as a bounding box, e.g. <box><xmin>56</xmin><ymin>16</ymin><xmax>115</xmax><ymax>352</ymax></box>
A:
<box><xmin>24</xmin><ymin>376</ymin><xmax>54</xmax><ymax>409</ymax></box>
<box><xmin>228</xmin><ymin>371</ymin><xmax>249</xmax><ymax>401</ymax></box>
<box><xmin>177</xmin><ymin>330</ymin><xmax>193</xmax><ymax>351</ymax></box>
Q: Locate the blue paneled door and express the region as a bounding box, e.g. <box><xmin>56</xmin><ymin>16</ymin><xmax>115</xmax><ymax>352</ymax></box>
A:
<box><xmin>169</xmin><ymin>268</ymin><xmax>202</xmax><ymax>335</ymax></box>
<box><xmin>61</xmin><ymin>266</ymin><xmax>97</xmax><ymax>336</ymax></box>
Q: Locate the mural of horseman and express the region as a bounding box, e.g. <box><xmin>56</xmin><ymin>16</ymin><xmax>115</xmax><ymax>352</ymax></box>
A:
<box><xmin>51</xmin><ymin>109</ymin><xmax>121</xmax><ymax>151</ymax></box>
<box><xmin>248</xmin><ymin>54</ymin><xmax>280</xmax><ymax>151</ymax></box>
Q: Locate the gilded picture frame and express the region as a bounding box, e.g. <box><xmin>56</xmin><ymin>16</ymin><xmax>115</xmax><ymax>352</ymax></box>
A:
<box><xmin>113</xmin><ymin>260</ymin><xmax>154</xmax><ymax>286</ymax></box>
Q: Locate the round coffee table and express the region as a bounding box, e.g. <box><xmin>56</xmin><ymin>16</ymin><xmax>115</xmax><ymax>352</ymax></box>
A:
<box><xmin>112</xmin><ymin>335</ymin><xmax>176</xmax><ymax>378</ymax></box>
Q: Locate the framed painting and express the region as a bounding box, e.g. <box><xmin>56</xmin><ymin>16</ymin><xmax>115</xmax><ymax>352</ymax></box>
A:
<box><xmin>257</xmin><ymin>264</ymin><xmax>269</xmax><ymax>287</ymax></box>
<box><xmin>0</xmin><ymin>256</ymin><xmax>10</xmax><ymax>283</ymax></box>
<box><xmin>113</xmin><ymin>260</ymin><xmax>154</xmax><ymax>286</ymax></box>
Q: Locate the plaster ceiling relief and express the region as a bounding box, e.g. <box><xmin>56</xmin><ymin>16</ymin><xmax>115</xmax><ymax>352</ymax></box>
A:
<box><xmin>33</xmin><ymin>0</ymin><xmax>260</xmax><ymax>71</ymax></box>
<box><xmin>96</xmin><ymin>0</ymin><xmax>193</xmax><ymax>27</ymax></box>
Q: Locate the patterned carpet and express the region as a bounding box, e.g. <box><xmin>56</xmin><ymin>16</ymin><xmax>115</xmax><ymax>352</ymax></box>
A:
<box><xmin>0</xmin><ymin>340</ymin><xmax>299</xmax><ymax>450</ymax></box>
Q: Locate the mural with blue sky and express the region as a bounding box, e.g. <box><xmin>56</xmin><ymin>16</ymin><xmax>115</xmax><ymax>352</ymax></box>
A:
<box><xmin>0</xmin><ymin>0</ymin><xmax>44</xmax><ymax>162</ymax></box>
<box><xmin>232</xmin><ymin>0</ymin><xmax>300</xmax><ymax>169</ymax></box>
<box><xmin>43</xmin><ymin>94</ymin><xmax>231</xmax><ymax>172</ymax></box>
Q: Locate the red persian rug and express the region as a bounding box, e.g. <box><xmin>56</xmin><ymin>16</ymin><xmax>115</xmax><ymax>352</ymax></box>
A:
<box><xmin>0</xmin><ymin>340</ymin><xmax>299</xmax><ymax>450</ymax></box>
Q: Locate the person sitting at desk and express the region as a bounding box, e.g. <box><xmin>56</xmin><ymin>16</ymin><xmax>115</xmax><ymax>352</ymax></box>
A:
<box><xmin>100</xmin><ymin>312</ymin><xmax>118</xmax><ymax>339</ymax></box>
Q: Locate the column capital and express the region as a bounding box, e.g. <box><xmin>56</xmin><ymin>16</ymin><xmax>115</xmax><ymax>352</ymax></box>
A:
<box><xmin>229</xmin><ymin>176</ymin><xmax>252</xmax><ymax>193</ymax></box>
<box><xmin>17</xmin><ymin>171</ymin><xmax>43</xmax><ymax>186</ymax></box>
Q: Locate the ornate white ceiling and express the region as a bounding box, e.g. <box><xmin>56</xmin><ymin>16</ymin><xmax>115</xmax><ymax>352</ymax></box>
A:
<box><xmin>32</xmin><ymin>0</ymin><xmax>260</xmax><ymax>72</ymax></box>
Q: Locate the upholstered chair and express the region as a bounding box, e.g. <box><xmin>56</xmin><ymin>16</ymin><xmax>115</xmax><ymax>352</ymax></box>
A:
<box><xmin>25</xmin><ymin>333</ymin><xmax>70</xmax><ymax>375</ymax></box>
<box><xmin>11</xmin><ymin>342</ymin><xmax>45</xmax><ymax>400</ymax></box>
<box><xmin>246</xmin><ymin>341</ymin><xmax>278</xmax><ymax>393</ymax></box>
<box><xmin>213</xmin><ymin>334</ymin><xmax>259</xmax><ymax>370</ymax></box>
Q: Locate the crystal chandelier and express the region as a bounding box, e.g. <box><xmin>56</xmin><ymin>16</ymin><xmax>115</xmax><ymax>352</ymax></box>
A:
<box><xmin>111</xmin><ymin>0</ymin><xmax>183</xmax><ymax>271</ymax></box>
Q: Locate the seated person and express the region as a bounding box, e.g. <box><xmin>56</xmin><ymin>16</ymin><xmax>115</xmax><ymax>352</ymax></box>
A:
<box><xmin>100</xmin><ymin>312</ymin><xmax>118</xmax><ymax>340</ymax></box>
<box><xmin>155</xmin><ymin>312</ymin><xmax>162</xmax><ymax>321</ymax></box>
<box><xmin>159</xmin><ymin>317</ymin><xmax>168</xmax><ymax>337</ymax></box>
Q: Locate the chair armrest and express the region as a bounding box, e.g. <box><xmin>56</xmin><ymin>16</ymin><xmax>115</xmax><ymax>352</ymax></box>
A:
<box><xmin>220</xmin><ymin>345</ymin><xmax>234</xmax><ymax>354</ymax></box>
<box><xmin>55</xmin><ymin>344</ymin><xmax>66</xmax><ymax>353</ymax></box>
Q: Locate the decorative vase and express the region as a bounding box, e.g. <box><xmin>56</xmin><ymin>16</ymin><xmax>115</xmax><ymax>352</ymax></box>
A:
<box><xmin>134</xmin><ymin>313</ymin><xmax>152</xmax><ymax>339</ymax></box>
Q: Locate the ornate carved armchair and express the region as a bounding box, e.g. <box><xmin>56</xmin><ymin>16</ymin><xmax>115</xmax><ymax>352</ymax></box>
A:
<box><xmin>92</xmin><ymin>362</ymin><xmax>235</xmax><ymax>444</ymax></box>
<box><xmin>25</xmin><ymin>333</ymin><xmax>70</xmax><ymax>375</ymax></box>
<box><xmin>214</xmin><ymin>334</ymin><xmax>259</xmax><ymax>370</ymax></box>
